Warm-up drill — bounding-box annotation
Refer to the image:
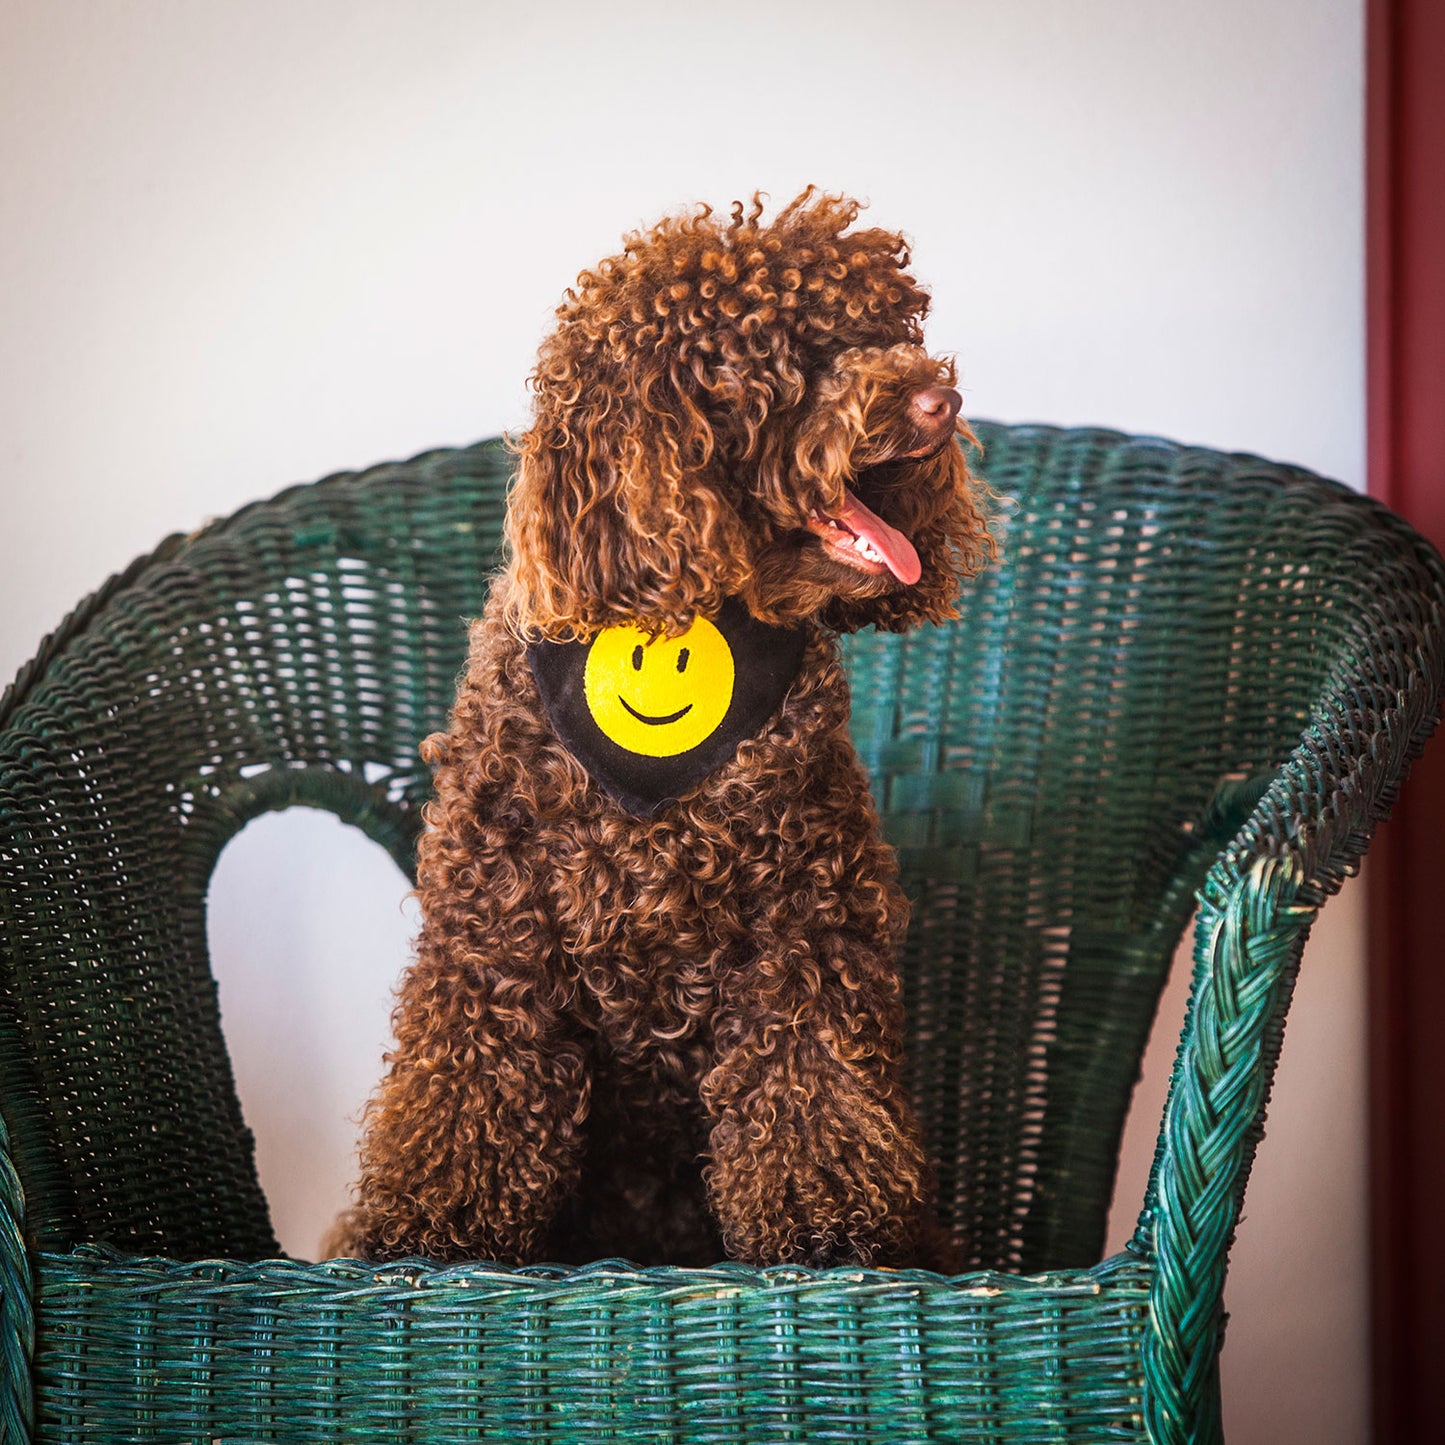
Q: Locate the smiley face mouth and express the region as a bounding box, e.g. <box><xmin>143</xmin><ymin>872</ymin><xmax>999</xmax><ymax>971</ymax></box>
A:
<box><xmin>618</xmin><ymin>697</ymin><xmax>695</xmax><ymax>727</ymax></box>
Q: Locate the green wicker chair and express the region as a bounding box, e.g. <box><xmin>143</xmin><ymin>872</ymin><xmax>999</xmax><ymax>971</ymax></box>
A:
<box><xmin>0</xmin><ymin>423</ymin><xmax>1440</xmax><ymax>1443</ymax></box>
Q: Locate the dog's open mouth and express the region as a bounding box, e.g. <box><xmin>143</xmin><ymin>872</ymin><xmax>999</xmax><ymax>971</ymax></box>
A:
<box><xmin>807</xmin><ymin>487</ymin><xmax>922</xmax><ymax>585</ymax></box>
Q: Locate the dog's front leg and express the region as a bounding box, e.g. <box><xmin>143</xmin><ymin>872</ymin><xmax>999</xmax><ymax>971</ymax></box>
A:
<box><xmin>700</xmin><ymin>946</ymin><xmax>935</xmax><ymax>1268</ymax></box>
<box><xmin>337</xmin><ymin>885</ymin><xmax>589</xmax><ymax>1266</ymax></box>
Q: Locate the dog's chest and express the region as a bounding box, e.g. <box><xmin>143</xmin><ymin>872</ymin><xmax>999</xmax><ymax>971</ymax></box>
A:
<box><xmin>553</xmin><ymin>818</ymin><xmax>764</xmax><ymax>1058</ymax></box>
<box><xmin>522</xmin><ymin>635</ymin><xmax>881</xmax><ymax>1063</ymax></box>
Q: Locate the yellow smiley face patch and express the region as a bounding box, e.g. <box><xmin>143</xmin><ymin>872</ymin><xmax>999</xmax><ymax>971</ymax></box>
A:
<box><xmin>526</xmin><ymin>597</ymin><xmax>808</xmax><ymax>816</ymax></box>
<box><xmin>583</xmin><ymin>618</ymin><xmax>734</xmax><ymax>757</ymax></box>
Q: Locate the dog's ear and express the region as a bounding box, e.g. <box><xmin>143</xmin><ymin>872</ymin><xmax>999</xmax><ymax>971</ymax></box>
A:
<box><xmin>504</xmin><ymin>355</ymin><xmax>754</xmax><ymax>640</ymax></box>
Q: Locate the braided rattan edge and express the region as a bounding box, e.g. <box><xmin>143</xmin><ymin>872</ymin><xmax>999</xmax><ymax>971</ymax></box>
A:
<box><xmin>0</xmin><ymin>1115</ymin><xmax>34</xmax><ymax>1444</ymax></box>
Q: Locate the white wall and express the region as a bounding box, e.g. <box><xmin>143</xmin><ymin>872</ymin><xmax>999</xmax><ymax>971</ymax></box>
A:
<box><xmin>0</xmin><ymin>3</ymin><xmax>1366</xmax><ymax>1440</ymax></box>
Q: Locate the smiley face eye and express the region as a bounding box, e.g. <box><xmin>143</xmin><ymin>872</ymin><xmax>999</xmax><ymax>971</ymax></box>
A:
<box><xmin>632</xmin><ymin>645</ymin><xmax>644</xmax><ymax>671</ymax></box>
<box><xmin>677</xmin><ymin>647</ymin><xmax>690</xmax><ymax>673</ymax></box>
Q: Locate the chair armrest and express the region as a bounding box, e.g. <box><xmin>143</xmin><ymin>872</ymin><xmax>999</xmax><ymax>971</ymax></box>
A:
<box><xmin>1143</xmin><ymin>852</ymin><xmax>1312</xmax><ymax>1443</ymax></box>
<box><xmin>0</xmin><ymin>1113</ymin><xmax>35</xmax><ymax>1442</ymax></box>
<box><xmin>1141</xmin><ymin>566</ymin><xmax>1445</xmax><ymax>1443</ymax></box>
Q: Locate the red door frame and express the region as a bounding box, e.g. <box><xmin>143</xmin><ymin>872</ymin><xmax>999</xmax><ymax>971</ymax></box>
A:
<box><xmin>1366</xmin><ymin>1</ymin><xmax>1445</xmax><ymax>1439</ymax></box>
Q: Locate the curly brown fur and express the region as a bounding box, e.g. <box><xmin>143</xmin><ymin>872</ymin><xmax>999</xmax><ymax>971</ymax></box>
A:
<box><xmin>335</xmin><ymin>189</ymin><xmax>992</xmax><ymax>1270</ymax></box>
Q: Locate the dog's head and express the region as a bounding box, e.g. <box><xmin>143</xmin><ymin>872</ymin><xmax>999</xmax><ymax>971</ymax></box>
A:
<box><xmin>505</xmin><ymin>188</ymin><xmax>993</xmax><ymax>640</ymax></box>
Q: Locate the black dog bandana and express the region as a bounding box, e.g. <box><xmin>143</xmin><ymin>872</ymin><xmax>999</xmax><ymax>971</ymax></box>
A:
<box><xmin>527</xmin><ymin>597</ymin><xmax>808</xmax><ymax>816</ymax></box>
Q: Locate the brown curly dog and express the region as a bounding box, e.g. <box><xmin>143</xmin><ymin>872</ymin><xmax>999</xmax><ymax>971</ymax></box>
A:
<box><xmin>335</xmin><ymin>188</ymin><xmax>992</xmax><ymax>1270</ymax></box>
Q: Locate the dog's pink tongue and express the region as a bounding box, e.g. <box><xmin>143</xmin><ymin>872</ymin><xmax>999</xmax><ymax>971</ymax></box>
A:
<box><xmin>839</xmin><ymin>489</ymin><xmax>922</xmax><ymax>585</ymax></box>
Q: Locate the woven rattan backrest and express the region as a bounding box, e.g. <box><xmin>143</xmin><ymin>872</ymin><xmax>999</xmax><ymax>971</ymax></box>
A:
<box><xmin>0</xmin><ymin>444</ymin><xmax>509</xmax><ymax>1256</ymax></box>
<box><xmin>0</xmin><ymin>424</ymin><xmax>1428</xmax><ymax>1272</ymax></box>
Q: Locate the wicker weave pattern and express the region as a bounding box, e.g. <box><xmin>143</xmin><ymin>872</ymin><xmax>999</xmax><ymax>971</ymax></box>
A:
<box><xmin>1</xmin><ymin>424</ymin><xmax>1441</xmax><ymax>1442</ymax></box>
<box><xmin>34</xmin><ymin>1249</ymin><xmax>1150</xmax><ymax>1442</ymax></box>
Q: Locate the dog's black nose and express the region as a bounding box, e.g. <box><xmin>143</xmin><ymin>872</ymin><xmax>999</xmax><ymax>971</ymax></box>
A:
<box><xmin>911</xmin><ymin>386</ymin><xmax>962</xmax><ymax>425</ymax></box>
